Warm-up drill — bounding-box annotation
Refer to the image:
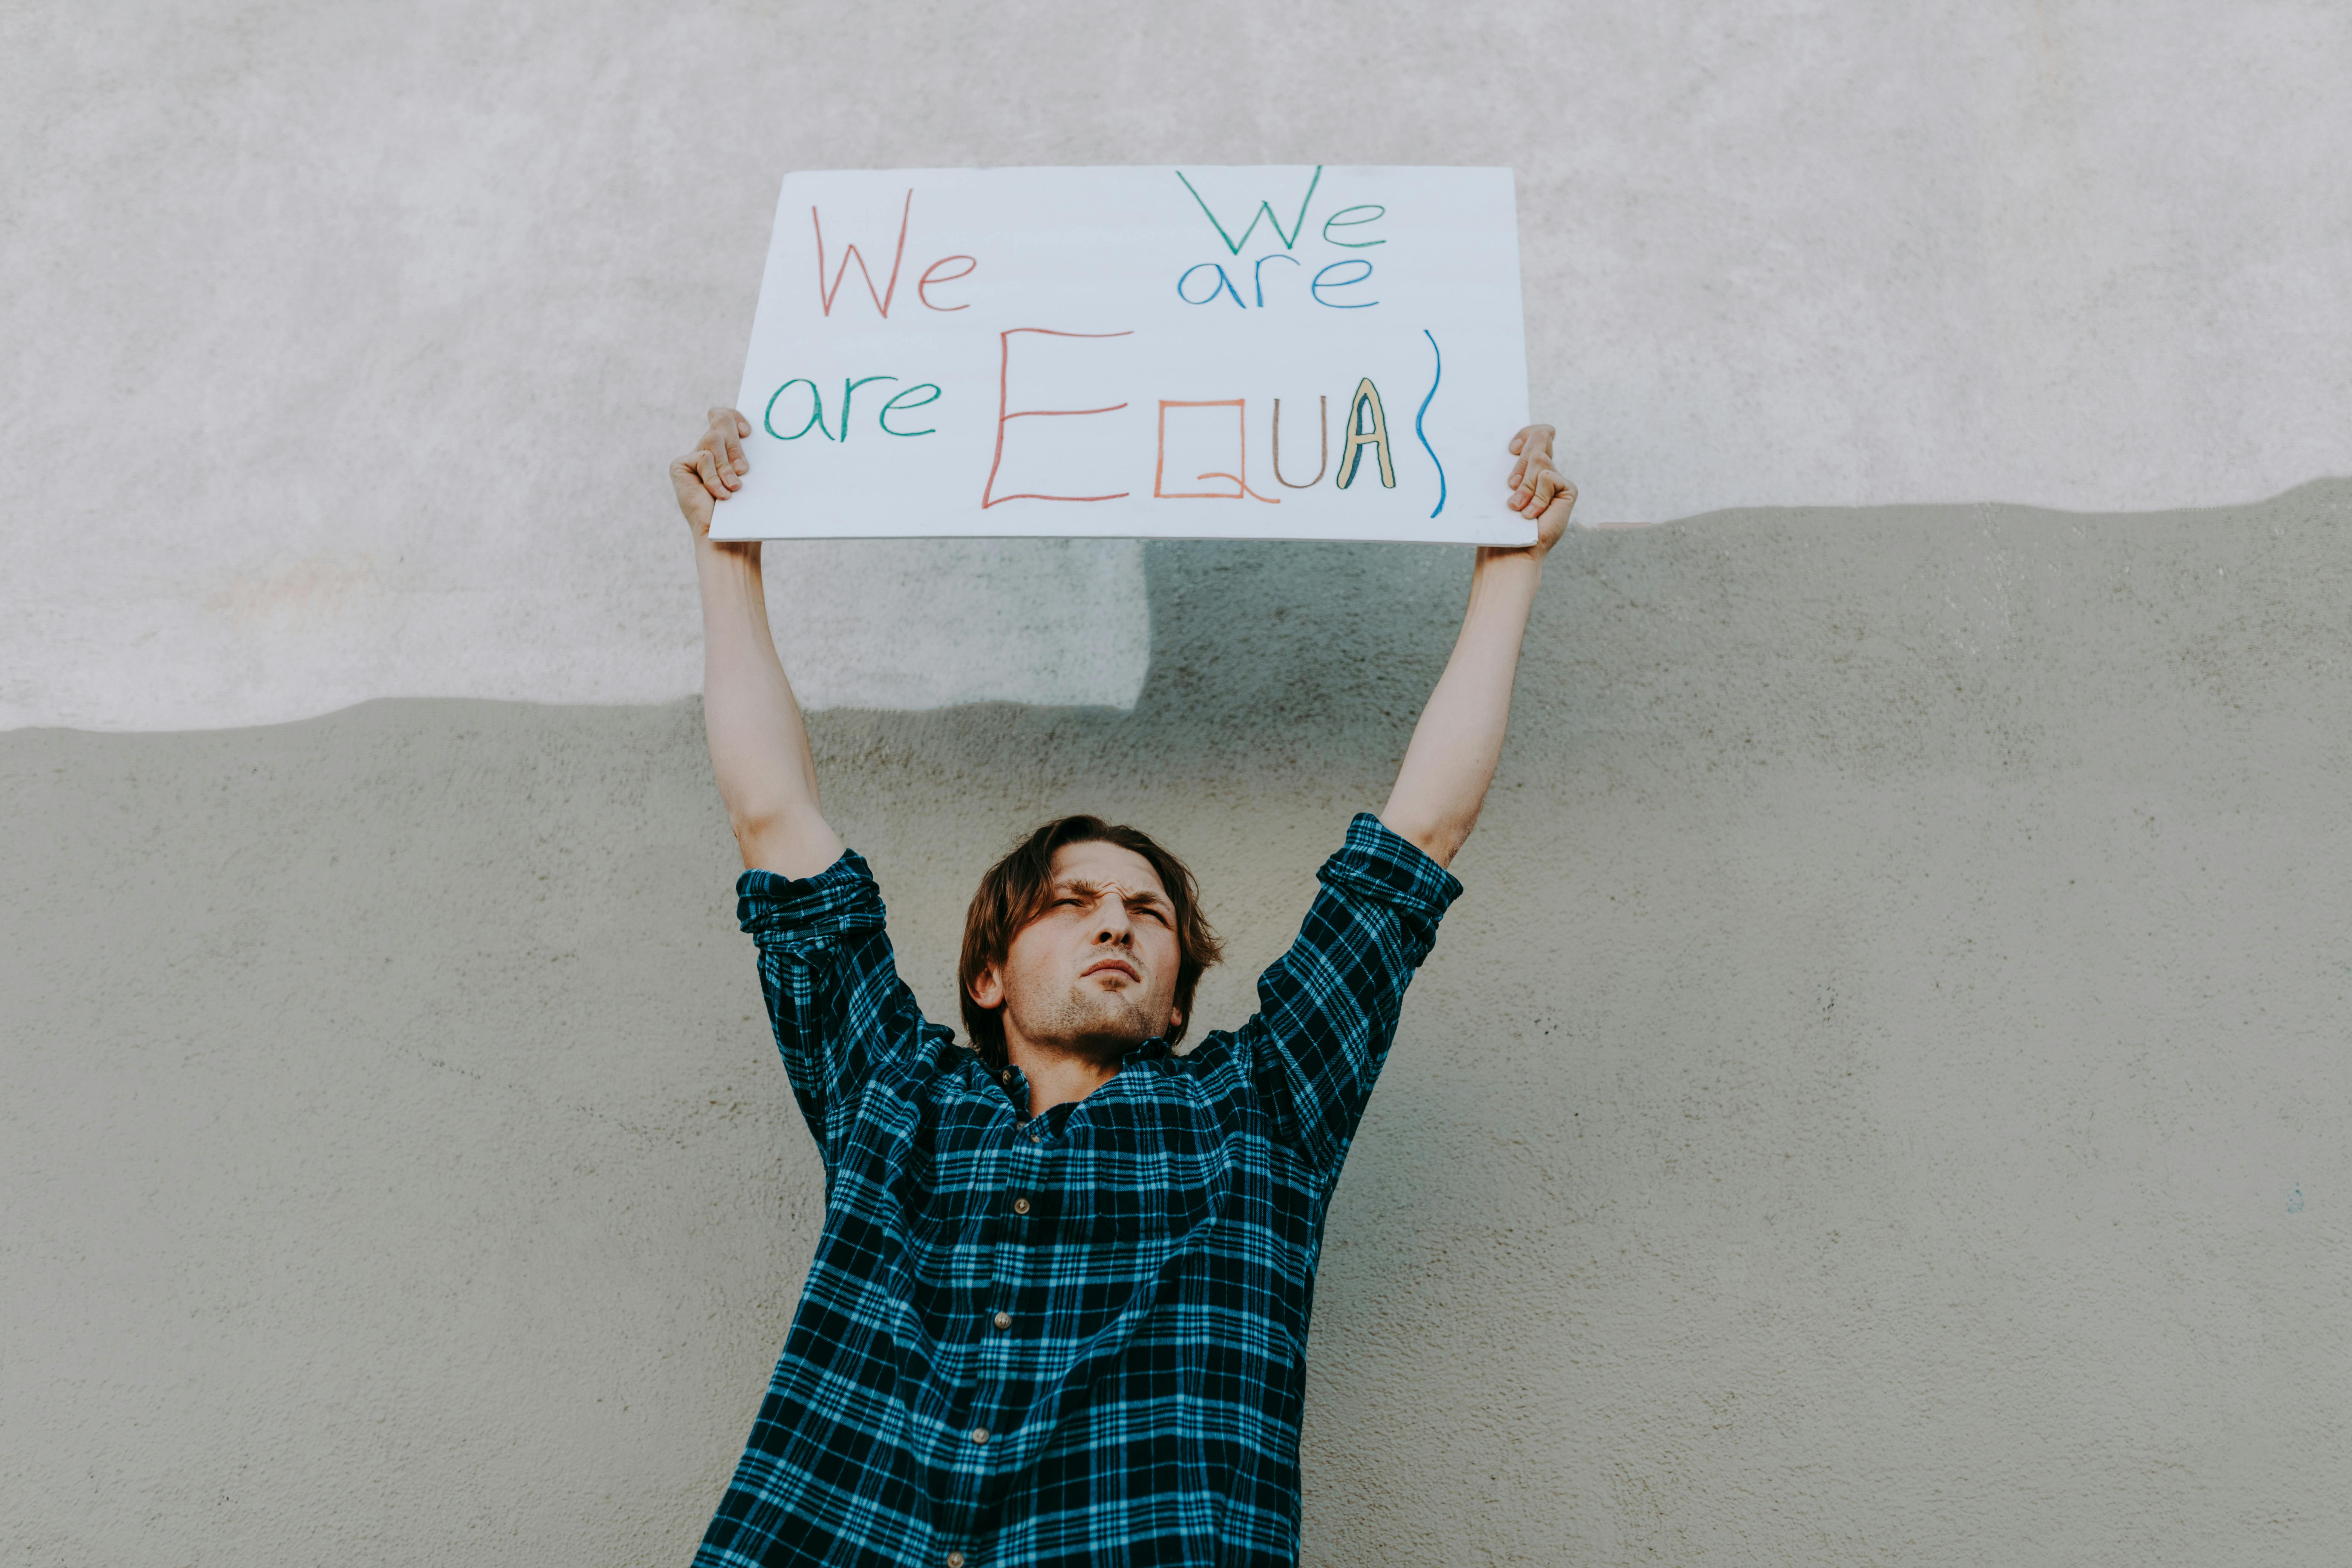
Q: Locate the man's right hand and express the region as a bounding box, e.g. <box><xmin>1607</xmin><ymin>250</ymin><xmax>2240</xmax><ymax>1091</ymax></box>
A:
<box><xmin>670</xmin><ymin>407</ymin><xmax>753</xmax><ymax>538</ymax></box>
<box><xmin>677</xmin><ymin>402</ymin><xmax>845</xmax><ymax>876</ymax></box>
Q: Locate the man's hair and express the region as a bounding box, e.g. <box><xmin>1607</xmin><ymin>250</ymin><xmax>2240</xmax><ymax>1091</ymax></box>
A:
<box><xmin>959</xmin><ymin>816</ymin><xmax>1224</xmax><ymax>1069</ymax></box>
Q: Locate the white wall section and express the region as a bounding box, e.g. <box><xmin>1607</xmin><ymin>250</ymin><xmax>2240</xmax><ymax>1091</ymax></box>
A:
<box><xmin>5</xmin><ymin>2</ymin><xmax>2349</xmax><ymax>730</ymax></box>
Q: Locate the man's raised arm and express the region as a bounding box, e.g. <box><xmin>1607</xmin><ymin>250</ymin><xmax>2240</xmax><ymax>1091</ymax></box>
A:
<box><xmin>1377</xmin><ymin>423</ymin><xmax>1577</xmax><ymax>869</ymax></box>
<box><xmin>670</xmin><ymin>407</ymin><xmax>846</xmax><ymax>879</ymax></box>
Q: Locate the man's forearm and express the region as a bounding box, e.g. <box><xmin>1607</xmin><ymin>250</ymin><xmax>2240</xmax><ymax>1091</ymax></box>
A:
<box><xmin>697</xmin><ymin>537</ymin><xmax>844</xmax><ymax>877</ymax></box>
<box><xmin>1377</xmin><ymin>550</ymin><xmax>1542</xmax><ymax>868</ymax></box>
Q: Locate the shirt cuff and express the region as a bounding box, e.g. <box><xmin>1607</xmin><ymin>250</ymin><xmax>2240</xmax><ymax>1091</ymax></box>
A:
<box><xmin>1316</xmin><ymin>812</ymin><xmax>1464</xmax><ymax>922</ymax></box>
<box><xmin>736</xmin><ymin>848</ymin><xmax>887</xmax><ymax>942</ymax></box>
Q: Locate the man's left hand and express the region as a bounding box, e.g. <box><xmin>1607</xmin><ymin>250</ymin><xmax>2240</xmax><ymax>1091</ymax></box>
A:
<box><xmin>1498</xmin><ymin>424</ymin><xmax>1578</xmax><ymax>561</ymax></box>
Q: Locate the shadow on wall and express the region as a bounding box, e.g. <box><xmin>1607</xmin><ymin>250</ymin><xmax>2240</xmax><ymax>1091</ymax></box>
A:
<box><xmin>7</xmin><ymin>490</ymin><xmax>2352</xmax><ymax>1566</ymax></box>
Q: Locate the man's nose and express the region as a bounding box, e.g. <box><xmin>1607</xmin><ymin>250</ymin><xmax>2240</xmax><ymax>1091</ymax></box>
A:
<box><xmin>1094</xmin><ymin>895</ymin><xmax>1133</xmax><ymax>942</ymax></box>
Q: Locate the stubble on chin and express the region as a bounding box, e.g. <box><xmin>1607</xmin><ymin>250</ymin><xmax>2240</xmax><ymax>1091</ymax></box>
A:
<box><xmin>1026</xmin><ymin>984</ymin><xmax>1161</xmax><ymax>1058</ymax></box>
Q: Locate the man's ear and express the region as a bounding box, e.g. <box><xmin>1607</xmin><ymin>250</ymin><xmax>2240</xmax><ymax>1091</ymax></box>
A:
<box><xmin>1168</xmin><ymin>1004</ymin><xmax>1184</xmax><ymax>1031</ymax></box>
<box><xmin>969</xmin><ymin>963</ymin><xmax>1005</xmax><ymax>1011</ymax></box>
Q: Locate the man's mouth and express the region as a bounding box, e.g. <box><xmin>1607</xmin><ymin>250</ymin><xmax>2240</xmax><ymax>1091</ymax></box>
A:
<box><xmin>1082</xmin><ymin>958</ymin><xmax>1140</xmax><ymax>983</ymax></box>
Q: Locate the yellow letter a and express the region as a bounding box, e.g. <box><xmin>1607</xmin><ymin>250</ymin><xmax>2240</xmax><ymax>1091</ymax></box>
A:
<box><xmin>1334</xmin><ymin>378</ymin><xmax>1395</xmax><ymax>489</ymax></box>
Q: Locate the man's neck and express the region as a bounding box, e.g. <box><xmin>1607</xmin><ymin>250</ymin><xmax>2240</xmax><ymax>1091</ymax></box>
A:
<box><xmin>1004</xmin><ymin>1037</ymin><xmax>1125</xmax><ymax>1118</ymax></box>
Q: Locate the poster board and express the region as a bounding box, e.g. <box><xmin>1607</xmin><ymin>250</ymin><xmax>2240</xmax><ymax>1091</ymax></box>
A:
<box><xmin>714</xmin><ymin>165</ymin><xmax>1532</xmax><ymax>544</ymax></box>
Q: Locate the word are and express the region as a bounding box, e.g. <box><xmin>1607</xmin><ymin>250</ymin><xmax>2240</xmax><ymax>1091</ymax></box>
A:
<box><xmin>765</xmin><ymin>375</ymin><xmax>942</xmax><ymax>440</ymax></box>
<box><xmin>1176</xmin><ymin>256</ymin><xmax>1376</xmax><ymax>310</ymax></box>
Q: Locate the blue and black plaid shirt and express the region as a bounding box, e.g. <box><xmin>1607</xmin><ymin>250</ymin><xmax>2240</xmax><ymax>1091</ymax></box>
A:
<box><xmin>695</xmin><ymin>813</ymin><xmax>1461</xmax><ymax>1568</ymax></box>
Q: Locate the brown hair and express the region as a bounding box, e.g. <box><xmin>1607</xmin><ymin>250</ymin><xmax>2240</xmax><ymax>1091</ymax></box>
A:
<box><xmin>959</xmin><ymin>816</ymin><xmax>1223</xmax><ymax>1068</ymax></box>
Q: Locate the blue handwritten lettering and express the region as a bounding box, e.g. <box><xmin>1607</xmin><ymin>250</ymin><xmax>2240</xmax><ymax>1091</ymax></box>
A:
<box><xmin>1415</xmin><ymin>330</ymin><xmax>1445</xmax><ymax>517</ymax></box>
<box><xmin>1253</xmin><ymin>253</ymin><xmax>1300</xmax><ymax>306</ymax></box>
<box><xmin>1177</xmin><ymin>262</ymin><xmax>1247</xmax><ymax>308</ymax></box>
<box><xmin>1311</xmin><ymin>259</ymin><xmax>1377</xmax><ymax>309</ymax></box>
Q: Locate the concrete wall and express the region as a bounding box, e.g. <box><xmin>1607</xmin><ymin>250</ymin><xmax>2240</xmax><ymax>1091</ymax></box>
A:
<box><xmin>14</xmin><ymin>507</ymin><xmax>2352</xmax><ymax>1564</ymax></box>
<box><xmin>8</xmin><ymin>3</ymin><xmax>2352</xmax><ymax>1565</ymax></box>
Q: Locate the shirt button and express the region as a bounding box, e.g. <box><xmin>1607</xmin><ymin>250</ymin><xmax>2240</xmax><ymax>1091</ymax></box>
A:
<box><xmin>1011</xmin><ymin>1196</ymin><xmax>1030</xmax><ymax>1215</ymax></box>
<box><xmin>993</xmin><ymin>1310</ymin><xmax>1012</xmax><ymax>1330</ymax></box>
<box><xmin>947</xmin><ymin>1554</ymin><xmax>965</xmax><ymax>1568</ymax></box>
<box><xmin>971</xmin><ymin>1426</ymin><xmax>990</xmax><ymax>1444</ymax></box>
<box><xmin>1000</xmin><ymin>1070</ymin><xmax>1011</xmax><ymax>1083</ymax></box>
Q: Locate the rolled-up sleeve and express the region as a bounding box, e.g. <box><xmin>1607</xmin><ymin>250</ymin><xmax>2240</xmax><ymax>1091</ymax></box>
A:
<box><xmin>737</xmin><ymin>849</ymin><xmax>939</xmax><ymax>1158</ymax></box>
<box><xmin>1234</xmin><ymin>813</ymin><xmax>1463</xmax><ymax>1177</ymax></box>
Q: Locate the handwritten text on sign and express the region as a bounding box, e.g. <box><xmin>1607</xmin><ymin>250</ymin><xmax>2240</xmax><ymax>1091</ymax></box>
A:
<box><xmin>716</xmin><ymin>166</ymin><xmax>1531</xmax><ymax>544</ymax></box>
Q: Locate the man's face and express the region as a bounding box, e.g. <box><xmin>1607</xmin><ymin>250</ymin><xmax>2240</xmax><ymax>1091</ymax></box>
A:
<box><xmin>974</xmin><ymin>840</ymin><xmax>1184</xmax><ymax>1058</ymax></box>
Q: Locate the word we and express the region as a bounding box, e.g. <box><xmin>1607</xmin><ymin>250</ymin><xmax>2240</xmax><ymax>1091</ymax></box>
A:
<box><xmin>812</xmin><ymin>191</ymin><xmax>974</xmax><ymax>317</ymax></box>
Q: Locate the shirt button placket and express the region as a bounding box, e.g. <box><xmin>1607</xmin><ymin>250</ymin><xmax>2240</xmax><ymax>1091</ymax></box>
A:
<box><xmin>977</xmin><ymin>1126</ymin><xmax>1034</xmax><ymax>1473</ymax></box>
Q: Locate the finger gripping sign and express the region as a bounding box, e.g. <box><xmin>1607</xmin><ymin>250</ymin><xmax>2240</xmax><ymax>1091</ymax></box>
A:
<box><xmin>715</xmin><ymin>165</ymin><xmax>1533</xmax><ymax>545</ymax></box>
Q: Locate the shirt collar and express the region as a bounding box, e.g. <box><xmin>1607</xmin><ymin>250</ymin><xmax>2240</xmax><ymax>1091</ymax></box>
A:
<box><xmin>974</xmin><ymin>1037</ymin><xmax>1174</xmax><ymax>1112</ymax></box>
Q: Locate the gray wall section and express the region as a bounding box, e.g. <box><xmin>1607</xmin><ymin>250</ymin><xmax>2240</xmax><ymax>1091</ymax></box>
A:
<box><xmin>9</xmin><ymin>495</ymin><xmax>2351</xmax><ymax>1565</ymax></box>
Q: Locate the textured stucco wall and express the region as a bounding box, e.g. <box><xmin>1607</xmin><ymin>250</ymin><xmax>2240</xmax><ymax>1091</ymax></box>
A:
<box><xmin>9</xmin><ymin>503</ymin><xmax>2352</xmax><ymax>1565</ymax></box>
<box><xmin>7</xmin><ymin>0</ymin><xmax>2352</xmax><ymax>729</ymax></box>
<box><xmin>10</xmin><ymin>2</ymin><xmax>2352</xmax><ymax>1565</ymax></box>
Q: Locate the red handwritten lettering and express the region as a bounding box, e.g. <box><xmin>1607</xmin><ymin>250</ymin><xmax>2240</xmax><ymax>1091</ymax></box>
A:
<box><xmin>917</xmin><ymin>255</ymin><xmax>977</xmax><ymax>311</ymax></box>
<box><xmin>812</xmin><ymin>190</ymin><xmax>913</xmax><ymax>318</ymax></box>
<box><xmin>1154</xmin><ymin>400</ymin><xmax>1279</xmax><ymax>502</ymax></box>
<box><xmin>982</xmin><ymin>329</ymin><xmax>1134</xmax><ymax>508</ymax></box>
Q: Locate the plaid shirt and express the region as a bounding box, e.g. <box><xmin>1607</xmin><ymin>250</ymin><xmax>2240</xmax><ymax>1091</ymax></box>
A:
<box><xmin>695</xmin><ymin>813</ymin><xmax>1461</xmax><ymax>1568</ymax></box>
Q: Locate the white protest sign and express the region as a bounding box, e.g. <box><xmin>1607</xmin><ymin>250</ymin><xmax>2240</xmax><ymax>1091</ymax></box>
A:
<box><xmin>715</xmin><ymin>166</ymin><xmax>1533</xmax><ymax>545</ymax></box>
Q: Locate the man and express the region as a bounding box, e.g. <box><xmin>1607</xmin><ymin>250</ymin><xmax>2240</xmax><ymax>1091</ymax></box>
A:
<box><xmin>669</xmin><ymin>405</ymin><xmax>1577</xmax><ymax>1566</ymax></box>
